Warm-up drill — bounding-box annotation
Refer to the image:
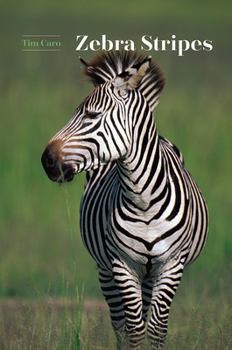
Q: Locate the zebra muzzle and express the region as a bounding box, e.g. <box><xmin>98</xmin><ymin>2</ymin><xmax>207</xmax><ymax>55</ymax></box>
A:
<box><xmin>41</xmin><ymin>143</ymin><xmax>74</xmax><ymax>183</ymax></box>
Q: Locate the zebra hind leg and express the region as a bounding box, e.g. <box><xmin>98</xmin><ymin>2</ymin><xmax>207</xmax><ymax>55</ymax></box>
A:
<box><xmin>147</xmin><ymin>260</ymin><xmax>184</xmax><ymax>349</ymax></box>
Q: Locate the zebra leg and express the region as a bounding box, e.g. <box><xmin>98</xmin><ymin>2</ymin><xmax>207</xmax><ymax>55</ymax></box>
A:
<box><xmin>98</xmin><ymin>267</ymin><xmax>126</xmax><ymax>349</ymax></box>
<box><xmin>147</xmin><ymin>259</ymin><xmax>184</xmax><ymax>349</ymax></box>
<box><xmin>112</xmin><ymin>260</ymin><xmax>146</xmax><ymax>350</ymax></box>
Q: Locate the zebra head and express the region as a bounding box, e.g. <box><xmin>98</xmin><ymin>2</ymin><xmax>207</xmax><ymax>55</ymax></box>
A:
<box><xmin>42</xmin><ymin>51</ymin><xmax>165</xmax><ymax>182</ymax></box>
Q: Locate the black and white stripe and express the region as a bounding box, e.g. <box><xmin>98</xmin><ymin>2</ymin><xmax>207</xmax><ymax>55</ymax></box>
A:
<box><xmin>42</xmin><ymin>51</ymin><xmax>209</xmax><ymax>349</ymax></box>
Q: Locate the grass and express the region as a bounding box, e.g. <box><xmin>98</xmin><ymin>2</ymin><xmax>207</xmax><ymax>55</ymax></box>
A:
<box><xmin>61</xmin><ymin>179</ymin><xmax>84</xmax><ymax>350</ymax></box>
<box><xmin>0</xmin><ymin>1</ymin><xmax>232</xmax><ymax>349</ymax></box>
<box><xmin>0</xmin><ymin>297</ymin><xmax>114</xmax><ymax>350</ymax></box>
<box><xmin>0</xmin><ymin>296</ymin><xmax>231</xmax><ymax>349</ymax></box>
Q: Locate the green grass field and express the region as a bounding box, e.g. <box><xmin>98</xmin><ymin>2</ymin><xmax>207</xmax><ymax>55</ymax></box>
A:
<box><xmin>1</xmin><ymin>1</ymin><xmax>232</xmax><ymax>348</ymax></box>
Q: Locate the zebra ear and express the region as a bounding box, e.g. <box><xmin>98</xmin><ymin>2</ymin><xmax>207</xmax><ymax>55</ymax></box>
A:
<box><xmin>79</xmin><ymin>56</ymin><xmax>89</xmax><ymax>66</ymax></box>
<box><xmin>113</xmin><ymin>56</ymin><xmax>151</xmax><ymax>94</ymax></box>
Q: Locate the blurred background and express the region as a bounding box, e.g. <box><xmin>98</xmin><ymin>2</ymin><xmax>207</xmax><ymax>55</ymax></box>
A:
<box><xmin>0</xmin><ymin>0</ymin><xmax>231</xmax><ymax>312</ymax></box>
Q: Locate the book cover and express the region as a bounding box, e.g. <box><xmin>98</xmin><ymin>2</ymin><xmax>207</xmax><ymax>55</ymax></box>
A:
<box><xmin>1</xmin><ymin>1</ymin><xmax>231</xmax><ymax>348</ymax></box>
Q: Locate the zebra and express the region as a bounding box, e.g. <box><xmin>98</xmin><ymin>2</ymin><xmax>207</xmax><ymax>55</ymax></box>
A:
<box><xmin>41</xmin><ymin>50</ymin><xmax>209</xmax><ymax>349</ymax></box>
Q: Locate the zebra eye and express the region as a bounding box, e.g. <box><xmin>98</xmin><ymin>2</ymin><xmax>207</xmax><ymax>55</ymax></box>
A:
<box><xmin>85</xmin><ymin>110</ymin><xmax>101</xmax><ymax>119</ymax></box>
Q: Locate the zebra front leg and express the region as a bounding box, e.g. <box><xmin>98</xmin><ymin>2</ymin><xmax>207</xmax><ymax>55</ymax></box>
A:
<box><xmin>98</xmin><ymin>267</ymin><xmax>126</xmax><ymax>349</ymax></box>
<box><xmin>147</xmin><ymin>260</ymin><xmax>184</xmax><ymax>349</ymax></box>
<box><xmin>112</xmin><ymin>260</ymin><xmax>146</xmax><ymax>350</ymax></box>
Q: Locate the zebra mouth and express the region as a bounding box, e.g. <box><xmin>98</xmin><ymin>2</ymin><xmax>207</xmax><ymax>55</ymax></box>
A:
<box><xmin>43</xmin><ymin>164</ymin><xmax>75</xmax><ymax>183</ymax></box>
<box><xmin>56</xmin><ymin>166</ymin><xmax>75</xmax><ymax>183</ymax></box>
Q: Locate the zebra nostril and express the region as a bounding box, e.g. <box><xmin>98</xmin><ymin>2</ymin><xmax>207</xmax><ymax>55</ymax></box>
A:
<box><xmin>41</xmin><ymin>140</ymin><xmax>65</xmax><ymax>182</ymax></box>
<box><xmin>41</xmin><ymin>149</ymin><xmax>56</xmax><ymax>172</ymax></box>
<box><xmin>46</xmin><ymin>155</ymin><xmax>55</xmax><ymax>168</ymax></box>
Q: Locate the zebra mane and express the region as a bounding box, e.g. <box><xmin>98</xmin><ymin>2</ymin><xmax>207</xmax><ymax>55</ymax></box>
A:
<box><xmin>80</xmin><ymin>51</ymin><xmax>166</xmax><ymax>111</ymax></box>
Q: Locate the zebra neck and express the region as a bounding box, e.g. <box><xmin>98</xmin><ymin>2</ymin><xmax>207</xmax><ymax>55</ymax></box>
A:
<box><xmin>117</xmin><ymin>124</ymin><xmax>166</xmax><ymax>212</ymax></box>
